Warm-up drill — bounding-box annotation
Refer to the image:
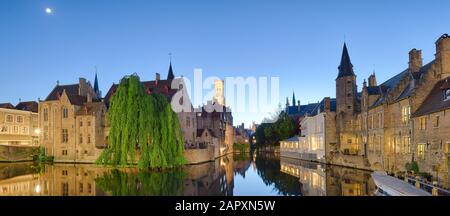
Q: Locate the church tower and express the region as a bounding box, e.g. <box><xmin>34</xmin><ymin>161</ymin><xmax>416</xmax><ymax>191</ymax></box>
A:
<box><xmin>213</xmin><ymin>79</ymin><xmax>225</xmax><ymax>106</ymax></box>
<box><xmin>336</xmin><ymin>43</ymin><xmax>359</xmax><ymax>153</ymax></box>
<box><xmin>336</xmin><ymin>43</ymin><xmax>357</xmax><ymax>115</ymax></box>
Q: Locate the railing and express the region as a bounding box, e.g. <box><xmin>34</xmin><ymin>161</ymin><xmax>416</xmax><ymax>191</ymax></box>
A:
<box><xmin>404</xmin><ymin>176</ymin><xmax>450</xmax><ymax>196</ymax></box>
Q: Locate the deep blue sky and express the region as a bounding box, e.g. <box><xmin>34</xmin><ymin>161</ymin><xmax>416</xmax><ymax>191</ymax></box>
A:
<box><xmin>1</xmin><ymin>0</ymin><xmax>449</xmax><ymax>126</ymax></box>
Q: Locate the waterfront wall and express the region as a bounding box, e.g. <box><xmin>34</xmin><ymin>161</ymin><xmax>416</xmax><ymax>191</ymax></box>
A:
<box><xmin>184</xmin><ymin>147</ymin><xmax>215</xmax><ymax>164</ymax></box>
<box><xmin>0</xmin><ymin>145</ymin><xmax>39</xmax><ymax>162</ymax></box>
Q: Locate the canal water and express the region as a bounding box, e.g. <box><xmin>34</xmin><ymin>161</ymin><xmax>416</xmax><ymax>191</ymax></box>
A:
<box><xmin>0</xmin><ymin>153</ymin><xmax>375</xmax><ymax>196</ymax></box>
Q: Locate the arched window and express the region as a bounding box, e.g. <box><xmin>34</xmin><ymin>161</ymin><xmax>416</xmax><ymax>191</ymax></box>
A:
<box><xmin>62</xmin><ymin>107</ymin><xmax>69</xmax><ymax>119</ymax></box>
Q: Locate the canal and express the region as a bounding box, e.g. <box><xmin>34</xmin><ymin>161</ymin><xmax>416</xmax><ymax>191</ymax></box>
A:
<box><xmin>0</xmin><ymin>153</ymin><xmax>375</xmax><ymax>196</ymax></box>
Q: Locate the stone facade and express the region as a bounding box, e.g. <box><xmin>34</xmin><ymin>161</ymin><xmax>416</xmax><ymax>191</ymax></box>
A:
<box><xmin>330</xmin><ymin>34</ymin><xmax>450</xmax><ymax>185</ymax></box>
<box><xmin>39</xmin><ymin>78</ymin><xmax>106</xmax><ymax>163</ymax></box>
<box><xmin>0</xmin><ymin>102</ymin><xmax>39</xmax><ymax>147</ymax></box>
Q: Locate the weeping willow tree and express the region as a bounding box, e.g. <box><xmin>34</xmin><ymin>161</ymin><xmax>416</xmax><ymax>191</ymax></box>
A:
<box><xmin>97</xmin><ymin>74</ymin><xmax>187</xmax><ymax>169</ymax></box>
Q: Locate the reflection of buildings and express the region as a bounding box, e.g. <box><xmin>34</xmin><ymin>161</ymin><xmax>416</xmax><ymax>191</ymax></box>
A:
<box><xmin>0</xmin><ymin>155</ymin><xmax>237</xmax><ymax>196</ymax></box>
<box><xmin>280</xmin><ymin>157</ymin><xmax>327</xmax><ymax>196</ymax></box>
<box><xmin>280</xmin><ymin>157</ymin><xmax>375</xmax><ymax>196</ymax></box>
<box><xmin>0</xmin><ymin>163</ymin><xmax>106</xmax><ymax>196</ymax></box>
<box><xmin>182</xmin><ymin>156</ymin><xmax>234</xmax><ymax>196</ymax></box>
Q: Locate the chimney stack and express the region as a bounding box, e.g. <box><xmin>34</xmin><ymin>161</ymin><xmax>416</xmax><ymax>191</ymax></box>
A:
<box><xmin>156</xmin><ymin>73</ymin><xmax>161</xmax><ymax>81</ymax></box>
<box><xmin>408</xmin><ymin>49</ymin><xmax>423</xmax><ymax>73</ymax></box>
<box><xmin>87</xmin><ymin>93</ymin><xmax>92</xmax><ymax>103</ymax></box>
<box><xmin>324</xmin><ymin>97</ymin><xmax>331</xmax><ymax>112</ymax></box>
<box><xmin>368</xmin><ymin>73</ymin><xmax>377</xmax><ymax>87</ymax></box>
<box><xmin>436</xmin><ymin>34</ymin><xmax>450</xmax><ymax>78</ymax></box>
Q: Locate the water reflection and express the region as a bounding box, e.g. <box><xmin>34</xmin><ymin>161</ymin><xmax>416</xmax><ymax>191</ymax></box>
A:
<box><xmin>280</xmin><ymin>157</ymin><xmax>376</xmax><ymax>196</ymax></box>
<box><xmin>0</xmin><ymin>153</ymin><xmax>375</xmax><ymax>196</ymax></box>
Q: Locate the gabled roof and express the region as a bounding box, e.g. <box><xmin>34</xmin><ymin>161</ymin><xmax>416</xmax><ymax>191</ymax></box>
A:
<box><xmin>15</xmin><ymin>101</ymin><xmax>38</xmax><ymax>113</ymax></box>
<box><xmin>310</xmin><ymin>98</ymin><xmax>336</xmax><ymax>115</ymax></box>
<box><xmin>45</xmin><ymin>84</ymin><xmax>80</xmax><ymax>101</ymax></box>
<box><xmin>0</xmin><ymin>103</ymin><xmax>15</xmax><ymax>109</ymax></box>
<box><xmin>75</xmin><ymin>102</ymin><xmax>104</xmax><ymax>116</ymax></box>
<box><xmin>196</xmin><ymin>128</ymin><xmax>217</xmax><ymax>138</ymax></box>
<box><xmin>412</xmin><ymin>77</ymin><xmax>450</xmax><ymax>117</ymax></box>
<box><xmin>104</xmin><ymin>79</ymin><xmax>177</xmax><ymax>108</ymax></box>
<box><xmin>366</xmin><ymin>86</ymin><xmax>381</xmax><ymax>95</ymax></box>
<box><xmin>286</xmin><ymin>103</ymin><xmax>319</xmax><ymax>117</ymax></box>
<box><xmin>337</xmin><ymin>43</ymin><xmax>356</xmax><ymax>78</ymax></box>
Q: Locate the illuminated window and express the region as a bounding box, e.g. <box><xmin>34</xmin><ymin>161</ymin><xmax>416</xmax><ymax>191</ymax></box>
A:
<box><xmin>0</xmin><ymin>125</ymin><xmax>8</xmax><ymax>133</ymax></box>
<box><xmin>433</xmin><ymin>116</ymin><xmax>440</xmax><ymax>128</ymax></box>
<box><xmin>16</xmin><ymin>115</ymin><xmax>23</xmax><ymax>123</ymax></box>
<box><xmin>62</xmin><ymin>129</ymin><xmax>68</xmax><ymax>143</ymax></box>
<box><xmin>6</xmin><ymin>114</ymin><xmax>13</xmax><ymax>123</ymax></box>
<box><xmin>419</xmin><ymin>117</ymin><xmax>427</xmax><ymax>130</ymax></box>
<box><xmin>402</xmin><ymin>106</ymin><xmax>411</xmax><ymax>124</ymax></box>
<box><xmin>62</xmin><ymin>107</ymin><xmax>68</xmax><ymax>119</ymax></box>
<box><xmin>44</xmin><ymin>126</ymin><xmax>49</xmax><ymax>140</ymax></box>
<box><xmin>43</xmin><ymin>108</ymin><xmax>48</xmax><ymax>121</ymax></box>
<box><xmin>22</xmin><ymin>126</ymin><xmax>28</xmax><ymax>135</ymax></box>
<box><xmin>62</xmin><ymin>183</ymin><xmax>69</xmax><ymax>196</ymax></box>
<box><xmin>403</xmin><ymin>136</ymin><xmax>410</xmax><ymax>154</ymax></box>
<box><xmin>417</xmin><ymin>143</ymin><xmax>426</xmax><ymax>160</ymax></box>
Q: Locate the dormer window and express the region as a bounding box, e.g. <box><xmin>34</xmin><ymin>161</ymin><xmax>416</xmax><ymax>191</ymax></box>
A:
<box><xmin>445</xmin><ymin>89</ymin><xmax>450</xmax><ymax>101</ymax></box>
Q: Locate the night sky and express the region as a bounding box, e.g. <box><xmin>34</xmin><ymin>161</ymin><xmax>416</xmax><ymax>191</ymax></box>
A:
<box><xmin>1</xmin><ymin>0</ymin><xmax>449</xmax><ymax>126</ymax></box>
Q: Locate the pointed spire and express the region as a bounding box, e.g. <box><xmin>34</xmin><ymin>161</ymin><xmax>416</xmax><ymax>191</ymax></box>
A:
<box><xmin>292</xmin><ymin>92</ymin><xmax>296</xmax><ymax>106</ymax></box>
<box><xmin>167</xmin><ymin>53</ymin><xmax>175</xmax><ymax>80</ymax></box>
<box><xmin>337</xmin><ymin>43</ymin><xmax>355</xmax><ymax>78</ymax></box>
<box><xmin>93</xmin><ymin>69</ymin><xmax>101</xmax><ymax>98</ymax></box>
<box><xmin>94</xmin><ymin>73</ymin><xmax>99</xmax><ymax>92</ymax></box>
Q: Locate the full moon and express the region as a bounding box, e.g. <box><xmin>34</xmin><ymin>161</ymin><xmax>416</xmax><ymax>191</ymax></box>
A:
<box><xmin>45</xmin><ymin>8</ymin><xmax>53</xmax><ymax>14</ymax></box>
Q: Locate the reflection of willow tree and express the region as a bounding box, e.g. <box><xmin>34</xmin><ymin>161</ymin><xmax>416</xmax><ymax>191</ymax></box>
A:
<box><xmin>254</xmin><ymin>154</ymin><xmax>301</xmax><ymax>196</ymax></box>
<box><xmin>96</xmin><ymin>74</ymin><xmax>186</xmax><ymax>169</ymax></box>
<box><xmin>96</xmin><ymin>169</ymin><xmax>186</xmax><ymax>196</ymax></box>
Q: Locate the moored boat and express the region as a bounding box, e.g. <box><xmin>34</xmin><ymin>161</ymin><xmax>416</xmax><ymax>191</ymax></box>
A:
<box><xmin>371</xmin><ymin>171</ymin><xmax>431</xmax><ymax>196</ymax></box>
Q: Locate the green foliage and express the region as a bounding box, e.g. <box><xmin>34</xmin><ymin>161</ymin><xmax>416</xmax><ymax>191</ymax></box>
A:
<box><xmin>233</xmin><ymin>143</ymin><xmax>249</xmax><ymax>152</ymax></box>
<box><xmin>255</xmin><ymin>111</ymin><xmax>297</xmax><ymax>149</ymax></box>
<box><xmin>405</xmin><ymin>161</ymin><xmax>419</xmax><ymax>173</ymax></box>
<box><xmin>96</xmin><ymin>74</ymin><xmax>187</xmax><ymax>169</ymax></box>
<box><xmin>95</xmin><ymin>169</ymin><xmax>186</xmax><ymax>196</ymax></box>
<box><xmin>37</xmin><ymin>147</ymin><xmax>54</xmax><ymax>163</ymax></box>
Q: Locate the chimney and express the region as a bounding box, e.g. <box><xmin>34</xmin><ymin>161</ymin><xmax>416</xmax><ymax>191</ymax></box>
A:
<box><xmin>87</xmin><ymin>93</ymin><xmax>92</xmax><ymax>103</ymax></box>
<box><xmin>324</xmin><ymin>97</ymin><xmax>331</xmax><ymax>112</ymax></box>
<box><xmin>408</xmin><ymin>48</ymin><xmax>423</xmax><ymax>73</ymax></box>
<box><xmin>79</xmin><ymin>78</ymin><xmax>87</xmax><ymax>96</ymax></box>
<box><xmin>436</xmin><ymin>34</ymin><xmax>450</xmax><ymax>78</ymax></box>
<box><xmin>155</xmin><ymin>73</ymin><xmax>160</xmax><ymax>86</ymax></box>
<box><xmin>368</xmin><ymin>73</ymin><xmax>377</xmax><ymax>87</ymax></box>
<box><xmin>297</xmin><ymin>100</ymin><xmax>301</xmax><ymax>113</ymax></box>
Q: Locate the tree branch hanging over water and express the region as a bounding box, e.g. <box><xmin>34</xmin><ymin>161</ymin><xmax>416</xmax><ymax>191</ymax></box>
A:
<box><xmin>97</xmin><ymin>74</ymin><xmax>186</xmax><ymax>169</ymax></box>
